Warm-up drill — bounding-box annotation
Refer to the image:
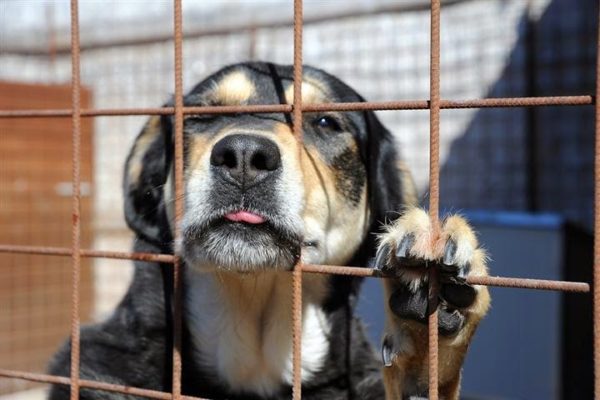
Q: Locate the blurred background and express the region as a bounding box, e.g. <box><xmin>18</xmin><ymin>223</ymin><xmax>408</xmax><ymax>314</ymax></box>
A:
<box><xmin>0</xmin><ymin>0</ymin><xmax>596</xmax><ymax>398</ymax></box>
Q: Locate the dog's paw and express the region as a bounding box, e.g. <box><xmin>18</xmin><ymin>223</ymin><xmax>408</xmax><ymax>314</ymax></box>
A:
<box><xmin>374</xmin><ymin>208</ymin><xmax>487</xmax><ymax>323</ymax></box>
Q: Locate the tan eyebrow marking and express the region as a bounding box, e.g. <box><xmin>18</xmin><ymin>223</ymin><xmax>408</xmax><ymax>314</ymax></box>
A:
<box><xmin>284</xmin><ymin>81</ymin><xmax>326</xmax><ymax>105</ymax></box>
<box><xmin>127</xmin><ymin>116</ymin><xmax>161</xmax><ymax>184</ymax></box>
<box><xmin>210</xmin><ymin>71</ymin><xmax>255</xmax><ymax>105</ymax></box>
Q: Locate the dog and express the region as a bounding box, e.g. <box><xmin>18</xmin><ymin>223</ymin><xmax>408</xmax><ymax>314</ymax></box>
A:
<box><xmin>48</xmin><ymin>61</ymin><xmax>490</xmax><ymax>400</ymax></box>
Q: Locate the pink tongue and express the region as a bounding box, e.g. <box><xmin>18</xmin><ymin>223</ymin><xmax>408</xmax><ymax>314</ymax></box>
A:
<box><xmin>224</xmin><ymin>211</ymin><xmax>266</xmax><ymax>224</ymax></box>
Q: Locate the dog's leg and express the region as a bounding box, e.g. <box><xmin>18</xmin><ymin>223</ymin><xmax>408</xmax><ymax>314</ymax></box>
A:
<box><xmin>382</xmin><ymin>364</ymin><xmax>404</xmax><ymax>400</ymax></box>
<box><xmin>381</xmin><ymin>333</ymin><xmax>405</xmax><ymax>400</ymax></box>
<box><xmin>440</xmin><ymin>374</ymin><xmax>461</xmax><ymax>400</ymax></box>
<box><xmin>374</xmin><ymin>207</ymin><xmax>491</xmax><ymax>399</ymax></box>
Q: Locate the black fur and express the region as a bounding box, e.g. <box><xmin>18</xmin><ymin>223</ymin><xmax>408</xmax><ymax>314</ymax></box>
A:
<box><xmin>48</xmin><ymin>62</ymin><xmax>473</xmax><ymax>400</ymax></box>
<box><xmin>387</xmin><ymin>284</ymin><xmax>466</xmax><ymax>336</ymax></box>
<box><xmin>122</xmin><ymin>115</ymin><xmax>173</xmax><ymax>250</ymax></box>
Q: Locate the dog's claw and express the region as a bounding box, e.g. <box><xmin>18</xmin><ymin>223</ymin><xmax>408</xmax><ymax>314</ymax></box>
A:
<box><xmin>441</xmin><ymin>263</ymin><xmax>470</xmax><ymax>285</ymax></box>
<box><xmin>373</xmin><ymin>243</ymin><xmax>391</xmax><ymax>271</ymax></box>
<box><xmin>395</xmin><ymin>234</ymin><xmax>415</xmax><ymax>259</ymax></box>
<box><xmin>457</xmin><ymin>262</ymin><xmax>470</xmax><ymax>279</ymax></box>
<box><xmin>443</xmin><ymin>239</ymin><xmax>457</xmax><ymax>266</ymax></box>
<box><xmin>441</xmin><ymin>239</ymin><xmax>471</xmax><ymax>283</ymax></box>
<box><xmin>382</xmin><ymin>334</ymin><xmax>395</xmax><ymax>367</ymax></box>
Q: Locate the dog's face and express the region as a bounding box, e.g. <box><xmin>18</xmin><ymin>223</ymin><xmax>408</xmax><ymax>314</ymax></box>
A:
<box><xmin>124</xmin><ymin>62</ymin><xmax>407</xmax><ymax>273</ymax></box>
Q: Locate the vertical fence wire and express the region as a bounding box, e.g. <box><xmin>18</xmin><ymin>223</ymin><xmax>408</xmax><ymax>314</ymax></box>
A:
<box><xmin>428</xmin><ymin>0</ymin><xmax>441</xmax><ymax>399</ymax></box>
<box><xmin>68</xmin><ymin>1</ymin><xmax>82</xmax><ymax>399</ymax></box>
<box><xmin>291</xmin><ymin>0</ymin><xmax>304</xmax><ymax>398</ymax></box>
<box><xmin>172</xmin><ymin>0</ymin><xmax>184</xmax><ymax>399</ymax></box>
<box><xmin>594</xmin><ymin>3</ymin><xmax>600</xmax><ymax>398</ymax></box>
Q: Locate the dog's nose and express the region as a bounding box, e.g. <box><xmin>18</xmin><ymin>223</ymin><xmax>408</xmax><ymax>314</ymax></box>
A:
<box><xmin>210</xmin><ymin>134</ymin><xmax>281</xmax><ymax>187</ymax></box>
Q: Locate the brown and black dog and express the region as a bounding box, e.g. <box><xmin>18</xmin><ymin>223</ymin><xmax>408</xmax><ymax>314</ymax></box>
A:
<box><xmin>49</xmin><ymin>62</ymin><xmax>490</xmax><ymax>400</ymax></box>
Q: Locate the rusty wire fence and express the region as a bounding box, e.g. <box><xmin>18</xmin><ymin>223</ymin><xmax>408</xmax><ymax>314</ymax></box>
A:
<box><xmin>0</xmin><ymin>0</ymin><xmax>597</xmax><ymax>399</ymax></box>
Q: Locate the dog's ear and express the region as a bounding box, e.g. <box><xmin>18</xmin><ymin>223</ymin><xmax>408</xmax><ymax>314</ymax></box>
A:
<box><xmin>363</xmin><ymin>110</ymin><xmax>416</xmax><ymax>231</ymax></box>
<box><xmin>342</xmin><ymin>109</ymin><xmax>412</xmax><ymax>275</ymax></box>
<box><xmin>123</xmin><ymin>115</ymin><xmax>174</xmax><ymax>248</ymax></box>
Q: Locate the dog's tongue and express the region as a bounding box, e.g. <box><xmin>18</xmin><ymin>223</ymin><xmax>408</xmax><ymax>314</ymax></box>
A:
<box><xmin>224</xmin><ymin>211</ymin><xmax>265</xmax><ymax>224</ymax></box>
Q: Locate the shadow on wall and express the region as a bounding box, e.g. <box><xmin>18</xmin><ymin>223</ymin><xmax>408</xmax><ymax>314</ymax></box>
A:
<box><xmin>437</xmin><ymin>0</ymin><xmax>596</xmax><ymax>398</ymax></box>
<box><xmin>439</xmin><ymin>0</ymin><xmax>597</xmax><ymax>233</ymax></box>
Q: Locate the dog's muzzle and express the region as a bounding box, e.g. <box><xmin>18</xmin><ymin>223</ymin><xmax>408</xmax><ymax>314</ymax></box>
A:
<box><xmin>181</xmin><ymin>133</ymin><xmax>302</xmax><ymax>272</ymax></box>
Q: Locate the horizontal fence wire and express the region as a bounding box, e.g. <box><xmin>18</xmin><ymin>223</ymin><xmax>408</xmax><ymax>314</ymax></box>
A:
<box><xmin>0</xmin><ymin>96</ymin><xmax>594</xmax><ymax>118</ymax></box>
<box><xmin>0</xmin><ymin>244</ymin><xmax>177</xmax><ymax>262</ymax></box>
<box><xmin>0</xmin><ymin>244</ymin><xmax>591</xmax><ymax>292</ymax></box>
<box><xmin>0</xmin><ymin>243</ymin><xmax>591</xmax><ymax>292</ymax></box>
<box><xmin>0</xmin><ymin>369</ymin><xmax>209</xmax><ymax>400</ymax></box>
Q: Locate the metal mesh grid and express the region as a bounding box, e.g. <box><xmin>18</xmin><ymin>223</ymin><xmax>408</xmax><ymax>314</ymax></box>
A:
<box><xmin>0</xmin><ymin>1</ymin><xmax>596</xmax><ymax>399</ymax></box>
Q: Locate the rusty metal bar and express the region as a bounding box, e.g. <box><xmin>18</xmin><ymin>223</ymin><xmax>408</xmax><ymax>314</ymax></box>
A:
<box><xmin>440</xmin><ymin>96</ymin><xmax>594</xmax><ymax>108</ymax></box>
<box><xmin>0</xmin><ymin>0</ymin><xmax>476</xmax><ymax>57</ymax></box>
<box><xmin>291</xmin><ymin>0</ymin><xmax>304</xmax><ymax>398</ymax></box>
<box><xmin>0</xmin><ymin>243</ymin><xmax>589</xmax><ymax>292</ymax></box>
<box><xmin>427</xmin><ymin>1</ymin><xmax>442</xmax><ymax>398</ymax></box>
<box><xmin>0</xmin><ymin>241</ymin><xmax>589</xmax><ymax>293</ymax></box>
<box><xmin>428</xmin><ymin>1</ymin><xmax>441</xmax><ymax>224</ymax></box>
<box><xmin>307</xmin><ymin>96</ymin><xmax>596</xmax><ymax>110</ymax></box>
<box><xmin>300</xmin><ymin>264</ymin><xmax>590</xmax><ymax>292</ymax></box>
<box><xmin>0</xmin><ymin>96</ymin><xmax>594</xmax><ymax>119</ymax></box>
<box><xmin>0</xmin><ymin>105</ymin><xmax>286</xmax><ymax>118</ymax></box>
<box><xmin>594</xmin><ymin>3</ymin><xmax>600</xmax><ymax>397</ymax></box>
<box><xmin>68</xmin><ymin>1</ymin><xmax>82</xmax><ymax>399</ymax></box>
<box><xmin>0</xmin><ymin>369</ymin><xmax>209</xmax><ymax>400</ymax></box>
<box><xmin>301</xmin><ymin>263</ymin><xmax>377</xmax><ymax>277</ymax></box>
<box><xmin>0</xmin><ymin>244</ymin><xmax>176</xmax><ymax>262</ymax></box>
<box><xmin>465</xmin><ymin>275</ymin><xmax>590</xmax><ymax>292</ymax></box>
<box><xmin>172</xmin><ymin>0</ymin><xmax>184</xmax><ymax>399</ymax></box>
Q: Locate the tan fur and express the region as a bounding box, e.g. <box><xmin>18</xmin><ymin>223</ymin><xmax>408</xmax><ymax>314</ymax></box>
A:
<box><xmin>184</xmin><ymin>76</ymin><xmax>370</xmax><ymax>270</ymax></box>
<box><xmin>249</xmin><ymin>123</ymin><xmax>370</xmax><ymax>268</ymax></box>
<box><xmin>185</xmin><ymin>124</ymin><xmax>300</xmax><ymax>175</ymax></box>
<box><xmin>182</xmin><ymin>115</ymin><xmax>370</xmax><ymax>295</ymax></box>
<box><xmin>381</xmin><ymin>208</ymin><xmax>491</xmax><ymax>400</ymax></box>
<box><xmin>397</xmin><ymin>160</ymin><xmax>418</xmax><ymax>207</ymax></box>
<box><xmin>383</xmin><ymin>360</ymin><xmax>405</xmax><ymax>400</ymax></box>
<box><xmin>304</xmin><ymin>153</ymin><xmax>369</xmax><ymax>264</ymax></box>
<box><xmin>184</xmin><ymin>121</ymin><xmax>348</xmax><ymax>294</ymax></box>
<box><xmin>284</xmin><ymin>80</ymin><xmax>327</xmax><ymax>105</ymax></box>
<box><xmin>186</xmin><ymin>269</ymin><xmax>332</xmax><ymax>395</ymax></box>
<box><xmin>127</xmin><ymin>116</ymin><xmax>161</xmax><ymax>184</ymax></box>
<box><xmin>186</xmin><ymin>134</ymin><xmax>212</xmax><ymax>173</ymax></box>
<box><xmin>210</xmin><ymin>70</ymin><xmax>255</xmax><ymax>105</ymax></box>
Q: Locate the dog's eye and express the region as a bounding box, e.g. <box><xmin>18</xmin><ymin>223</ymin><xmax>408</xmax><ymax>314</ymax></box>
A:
<box><xmin>314</xmin><ymin>116</ymin><xmax>342</xmax><ymax>132</ymax></box>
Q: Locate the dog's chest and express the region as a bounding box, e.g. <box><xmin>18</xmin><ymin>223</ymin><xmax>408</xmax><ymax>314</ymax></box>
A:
<box><xmin>185</xmin><ymin>271</ymin><xmax>330</xmax><ymax>397</ymax></box>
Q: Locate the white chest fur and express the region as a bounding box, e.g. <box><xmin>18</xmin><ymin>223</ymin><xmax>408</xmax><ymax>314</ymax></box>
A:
<box><xmin>185</xmin><ymin>270</ymin><xmax>331</xmax><ymax>397</ymax></box>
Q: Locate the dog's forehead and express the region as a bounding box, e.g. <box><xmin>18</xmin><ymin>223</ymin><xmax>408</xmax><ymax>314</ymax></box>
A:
<box><xmin>185</xmin><ymin>63</ymin><xmax>362</xmax><ymax>106</ymax></box>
